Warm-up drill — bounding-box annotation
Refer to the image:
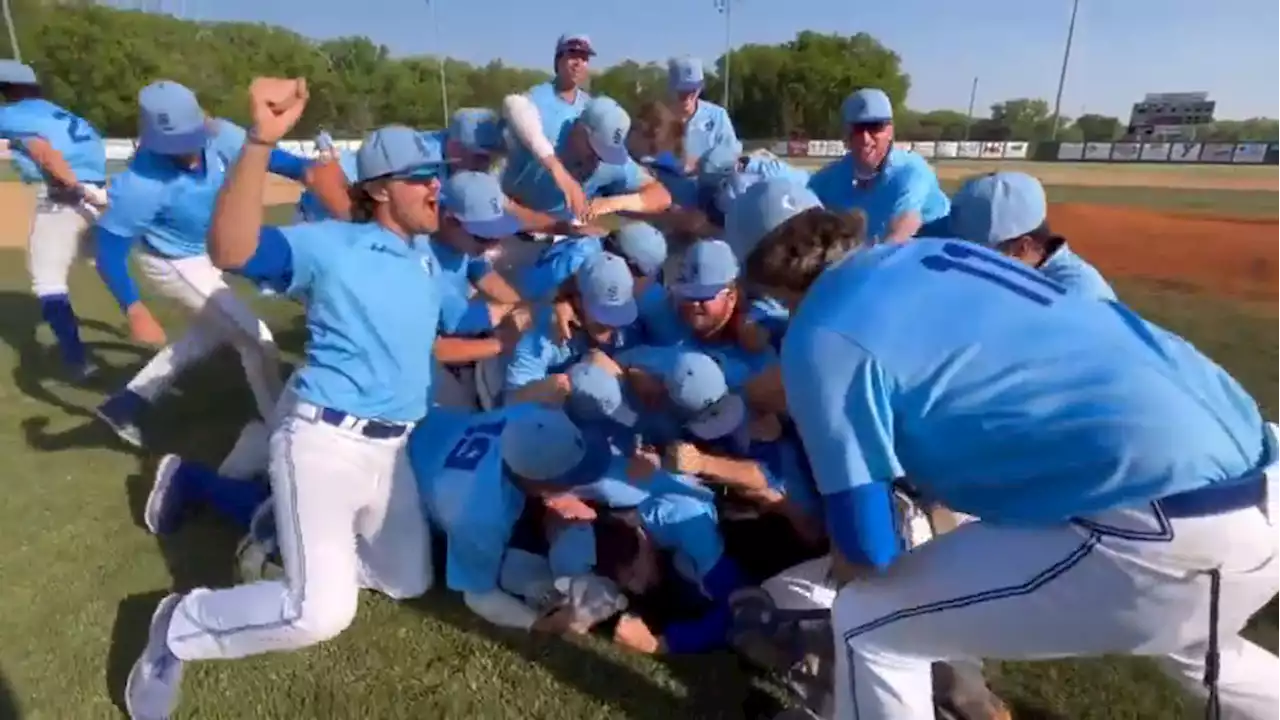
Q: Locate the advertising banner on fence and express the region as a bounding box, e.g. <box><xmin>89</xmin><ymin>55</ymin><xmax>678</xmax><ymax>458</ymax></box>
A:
<box><xmin>935</xmin><ymin>141</ymin><xmax>959</xmax><ymax>158</ymax></box>
<box><xmin>1083</xmin><ymin>142</ymin><xmax>1112</xmax><ymax>160</ymax></box>
<box><xmin>807</xmin><ymin>140</ymin><xmax>844</xmax><ymax>158</ymax></box>
<box><xmin>893</xmin><ymin>141</ymin><xmax>912</xmax><ymax>153</ymax></box>
<box><xmin>1269</xmin><ymin>144</ymin><xmax>1280</xmax><ymax>164</ymax></box>
<box><xmin>278</xmin><ymin>140</ymin><xmax>305</xmax><ymax>156</ymax></box>
<box><xmin>786</xmin><ymin>139</ymin><xmax>809</xmax><ymax>157</ymax></box>
<box><xmin>1198</xmin><ymin>143</ymin><xmax>1235</xmax><ymax>163</ymax></box>
<box><xmin>1169</xmin><ymin>142</ymin><xmax>1202</xmax><ymax>162</ymax></box>
<box><xmin>1231</xmin><ymin>143</ymin><xmax>1268</xmax><ymax>163</ymax></box>
<box><xmin>912</xmin><ymin>141</ymin><xmax>936</xmax><ymax>158</ymax></box>
<box><xmin>1003</xmin><ymin>141</ymin><xmax>1029</xmax><ymax>159</ymax></box>
<box><xmin>1057</xmin><ymin>142</ymin><xmax>1085</xmax><ymax>160</ymax></box>
<box><xmin>1111</xmin><ymin>142</ymin><xmax>1141</xmax><ymax>161</ymax></box>
<box><xmin>979</xmin><ymin>142</ymin><xmax>1003</xmax><ymax>159</ymax></box>
<box><xmin>769</xmin><ymin>141</ymin><xmax>790</xmax><ymax>156</ymax></box>
<box><xmin>958</xmin><ymin>141</ymin><xmax>982</xmax><ymax>158</ymax></box>
<box><xmin>1139</xmin><ymin>142</ymin><xmax>1171</xmax><ymax>162</ymax></box>
<box><xmin>0</xmin><ymin>139</ymin><xmax>9</xmax><ymax>160</ymax></box>
<box><xmin>104</xmin><ymin>139</ymin><xmax>135</xmax><ymax>160</ymax></box>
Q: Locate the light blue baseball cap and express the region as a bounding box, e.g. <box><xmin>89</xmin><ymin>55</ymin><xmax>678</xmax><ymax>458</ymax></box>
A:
<box><xmin>668</xmin><ymin>56</ymin><xmax>705</xmax><ymax>93</ymax></box>
<box><xmin>576</xmin><ymin>252</ymin><xmax>638</xmax><ymax>327</ymax></box>
<box><xmin>724</xmin><ymin>176</ymin><xmax>823</xmax><ymax>261</ymax></box>
<box><xmin>566</xmin><ymin>362</ymin><xmax>639</xmax><ymax>427</ymax></box>
<box><xmin>556</xmin><ymin>33</ymin><xmax>597</xmax><ymax>57</ymax></box>
<box><xmin>579</xmin><ymin>97</ymin><xmax>631</xmax><ymax>166</ymax></box>
<box><xmin>608</xmin><ymin>221</ymin><xmax>668</xmax><ymax>278</ymax></box>
<box><xmin>356</xmin><ymin>126</ymin><xmax>446</xmax><ymax>182</ymax></box>
<box><xmin>449</xmin><ymin>108</ymin><xmax>504</xmax><ymax>155</ymax></box>
<box><xmin>0</xmin><ymin>60</ymin><xmax>37</xmax><ymax>85</ymax></box>
<box><xmin>841</xmin><ymin>88</ymin><xmax>894</xmax><ymax>126</ymax></box>
<box><xmin>664</xmin><ymin>352</ymin><xmax>746</xmax><ymax>441</ymax></box>
<box><xmin>500</xmin><ymin>408</ymin><xmax>613</xmax><ymax>487</ymax></box>
<box><xmin>950</xmin><ymin>172</ymin><xmax>1048</xmax><ymax>246</ymax></box>
<box><xmin>137</xmin><ymin>81</ymin><xmax>210</xmax><ymax>156</ymax></box>
<box><xmin>440</xmin><ymin>171</ymin><xmax>521</xmax><ymax>240</ymax></box>
<box><xmin>674</xmin><ymin>238</ymin><xmax>739</xmax><ymax>300</ymax></box>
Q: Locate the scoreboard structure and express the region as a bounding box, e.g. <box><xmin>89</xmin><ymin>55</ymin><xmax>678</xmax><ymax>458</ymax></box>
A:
<box><xmin>1127</xmin><ymin>92</ymin><xmax>1216</xmax><ymax>140</ymax></box>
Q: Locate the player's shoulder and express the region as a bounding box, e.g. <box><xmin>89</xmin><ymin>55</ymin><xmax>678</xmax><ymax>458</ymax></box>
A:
<box><xmin>885</xmin><ymin>148</ymin><xmax>934</xmax><ymax>178</ymax></box>
<box><xmin>111</xmin><ymin>151</ymin><xmax>176</xmax><ymax>191</ymax></box>
<box><xmin>808</xmin><ymin>153</ymin><xmax>851</xmax><ymax>189</ymax></box>
<box><xmin>0</xmin><ymin>98</ymin><xmax>51</xmax><ymax>132</ymax></box>
<box><xmin>788</xmin><ymin>242</ymin><xmax>919</xmax><ymax>335</ymax></box>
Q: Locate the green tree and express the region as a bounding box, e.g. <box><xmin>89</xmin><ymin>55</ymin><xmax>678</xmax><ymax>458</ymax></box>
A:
<box><xmin>1071</xmin><ymin>114</ymin><xmax>1122</xmax><ymax>142</ymax></box>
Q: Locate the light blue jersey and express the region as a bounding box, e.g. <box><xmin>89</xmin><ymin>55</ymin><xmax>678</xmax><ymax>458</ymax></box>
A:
<box><xmin>1040</xmin><ymin>242</ymin><xmax>1117</xmax><ymax>301</ymax></box>
<box><xmin>505</xmin><ymin>149</ymin><xmax>650</xmax><ymax>220</ymax></box>
<box><xmin>266</xmin><ymin>221</ymin><xmax>448</xmax><ymax>422</ymax></box>
<box><xmin>740</xmin><ymin>154</ymin><xmax>810</xmax><ymax>186</ymax></box>
<box><xmin>295</xmin><ymin>150</ymin><xmax>358</xmax><ymax>222</ymax></box>
<box><xmin>501</xmin><ymin>82</ymin><xmax>590</xmax><ymax>204</ymax></box>
<box><xmin>807</xmin><ymin>149</ymin><xmax>950</xmax><ymax>243</ymax></box>
<box><xmin>634</xmin><ymin>307</ymin><xmax>779</xmax><ymax>389</ymax></box>
<box><xmin>410</xmin><ymin>406</ymin><xmax>535</xmax><ymax>594</ymax></box>
<box><xmin>782</xmin><ymin>238</ymin><xmax>1268</xmax><ymax>566</ymax></box>
<box><xmin>504</xmin><ymin>304</ymin><xmax>640</xmax><ymax>391</ymax></box>
<box><xmin>97</xmin><ymin>119</ymin><xmax>249</xmax><ymax>258</ymax></box>
<box><xmin>432</xmin><ymin>238</ymin><xmax>497</xmax><ymax>336</ymax></box>
<box><xmin>639</xmin><ymin>493</ymin><xmax>725</xmax><ymax>586</ymax></box>
<box><xmin>0</xmin><ymin>98</ymin><xmax>106</xmax><ymax>187</ymax></box>
<box><xmin>519</xmin><ymin>236</ymin><xmax>604</xmax><ymax>301</ymax></box>
<box><xmin>684</xmin><ymin>101</ymin><xmax>738</xmax><ymax>167</ymax></box>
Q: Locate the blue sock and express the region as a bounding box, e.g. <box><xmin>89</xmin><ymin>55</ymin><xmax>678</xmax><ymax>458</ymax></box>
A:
<box><xmin>38</xmin><ymin>294</ymin><xmax>87</xmax><ymax>368</ymax></box>
<box><xmin>175</xmin><ymin>460</ymin><xmax>271</xmax><ymax>531</ymax></box>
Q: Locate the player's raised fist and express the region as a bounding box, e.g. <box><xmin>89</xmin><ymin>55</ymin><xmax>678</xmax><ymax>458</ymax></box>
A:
<box><xmin>248</xmin><ymin>77</ymin><xmax>308</xmax><ymax>144</ymax></box>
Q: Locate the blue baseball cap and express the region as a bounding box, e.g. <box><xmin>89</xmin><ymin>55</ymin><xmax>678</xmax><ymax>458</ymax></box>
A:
<box><xmin>576</xmin><ymin>252</ymin><xmax>637</xmax><ymax>327</ymax></box>
<box><xmin>714</xmin><ymin>172</ymin><xmax>762</xmax><ymax>215</ymax></box>
<box><xmin>137</xmin><ymin>81</ymin><xmax>210</xmax><ymax>156</ymax></box>
<box><xmin>440</xmin><ymin>171</ymin><xmax>521</xmax><ymax>240</ymax></box>
<box><xmin>668</xmin><ymin>56</ymin><xmax>705</xmax><ymax>93</ymax></box>
<box><xmin>356</xmin><ymin>126</ymin><xmax>446</xmax><ymax>182</ymax></box>
<box><xmin>449</xmin><ymin>108</ymin><xmax>504</xmax><ymax>155</ymax></box>
<box><xmin>556</xmin><ymin>33</ymin><xmax>597</xmax><ymax>57</ymax></box>
<box><xmin>841</xmin><ymin>88</ymin><xmax>894</xmax><ymax>126</ymax></box>
<box><xmin>500</xmin><ymin>408</ymin><xmax>612</xmax><ymax>487</ymax></box>
<box><xmin>579</xmin><ymin>97</ymin><xmax>631</xmax><ymax>166</ymax></box>
<box><xmin>608</xmin><ymin>222</ymin><xmax>668</xmax><ymax>278</ymax></box>
<box><xmin>566</xmin><ymin>362</ymin><xmax>639</xmax><ymax>428</ymax></box>
<box><xmin>0</xmin><ymin>60</ymin><xmax>37</xmax><ymax>85</ymax></box>
<box><xmin>950</xmin><ymin>172</ymin><xmax>1048</xmax><ymax>246</ymax></box>
<box><xmin>674</xmin><ymin>239</ymin><xmax>739</xmax><ymax>300</ymax></box>
<box><xmin>724</xmin><ymin>176</ymin><xmax>822</xmax><ymax>261</ymax></box>
<box><xmin>664</xmin><ymin>352</ymin><xmax>746</xmax><ymax>441</ymax></box>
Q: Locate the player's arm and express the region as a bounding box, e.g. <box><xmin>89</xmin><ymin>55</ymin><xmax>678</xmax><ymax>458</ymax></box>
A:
<box><xmin>782</xmin><ymin>326</ymin><xmax>904</xmax><ymax>574</ymax></box>
<box><xmin>8</xmin><ymin>135</ymin><xmax>83</xmax><ymax>193</ymax></box>
<box><xmin>93</xmin><ymin>169</ymin><xmax>165</xmax><ymax>315</ymax></box>
<box><xmin>501</xmin><ymin>93</ymin><xmax>585</xmax><ymax>213</ymax></box>
<box><xmin>882</xmin><ymin>160</ymin><xmax>939</xmax><ymax>243</ymax></box>
<box><xmin>586</xmin><ymin>163</ymin><xmax>672</xmax><ymax>219</ymax></box>
<box><xmin>669</xmin><ymin>442</ymin><xmax>772</xmax><ymax>495</ymax></box>
<box><xmin>503</xmin><ymin>326</ymin><xmax>572</xmax><ymax>406</ymax></box>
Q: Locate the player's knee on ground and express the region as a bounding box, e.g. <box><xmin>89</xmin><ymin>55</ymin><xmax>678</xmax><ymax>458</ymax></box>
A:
<box><xmin>287</xmin><ymin>586</ymin><xmax>361</xmax><ymax>645</ymax></box>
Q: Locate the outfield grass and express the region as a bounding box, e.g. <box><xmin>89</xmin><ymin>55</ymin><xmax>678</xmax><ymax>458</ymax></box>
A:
<box><xmin>0</xmin><ymin>198</ymin><xmax>1275</xmax><ymax>719</ymax></box>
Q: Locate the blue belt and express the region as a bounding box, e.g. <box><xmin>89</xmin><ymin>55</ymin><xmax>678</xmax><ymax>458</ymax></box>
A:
<box><xmin>1160</xmin><ymin>474</ymin><xmax>1266</xmax><ymax>519</ymax></box>
<box><xmin>317</xmin><ymin>407</ymin><xmax>410</xmax><ymax>439</ymax></box>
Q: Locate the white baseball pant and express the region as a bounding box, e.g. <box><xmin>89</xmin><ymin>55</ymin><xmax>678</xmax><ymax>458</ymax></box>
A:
<box><xmin>165</xmin><ymin>397</ymin><xmax>432</xmax><ymax>659</ymax></box>
<box><xmin>27</xmin><ymin>197</ymin><xmax>98</xmax><ymax>297</ymax></box>
<box><xmin>125</xmin><ymin>252</ymin><xmax>282</xmax><ymax>421</ymax></box>
<box><xmin>831</xmin><ymin>453</ymin><xmax>1280</xmax><ymax>720</ymax></box>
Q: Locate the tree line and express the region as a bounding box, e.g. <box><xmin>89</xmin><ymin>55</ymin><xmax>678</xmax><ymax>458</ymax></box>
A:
<box><xmin>4</xmin><ymin>0</ymin><xmax>1277</xmax><ymax>143</ymax></box>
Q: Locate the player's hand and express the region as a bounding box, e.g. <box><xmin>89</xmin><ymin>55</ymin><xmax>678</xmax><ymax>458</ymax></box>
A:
<box><xmin>496</xmin><ymin>305</ymin><xmax>532</xmax><ymax>349</ymax></box>
<box><xmin>79</xmin><ymin>184</ymin><xmax>109</xmax><ymax>210</ymax></box>
<box><xmin>543</xmin><ymin>494</ymin><xmax>597</xmax><ymax>522</ymax></box>
<box><xmin>613</xmin><ymin>613</ymin><xmax>661</xmax><ymax>654</ymax></box>
<box><xmin>248</xmin><ymin>77</ymin><xmax>308</xmax><ymax>144</ymax></box>
<box><xmin>625</xmin><ymin>369</ymin><xmax>665</xmax><ymax>410</ymax></box>
<box><xmin>551</xmin><ymin>165</ymin><xmax>589</xmax><ymax>221</ymax></box>
<box><xmin>531</xmin><ymin>605</ymin><xmax>579</xmax><ymax>635</ymax></box>
<box><xmin>126</xmin><ymin>303</ymin><xmax>167</xmax><ymax>346</ymax></box>
<box><xmin>582</xmin><ymin>197</ymin><xmax>619</xmax><ymax>223</ymax></box>
<box><xmin>626</xmin><ymin>446</ymin><xmax>661</xmax><ymax>481</ymax></box>
<box><xmin>551</xmin><ymin>299</ymin><xmax>576</xmax><ymax>344</ymax></box>
<box><xmin>663</xmin><ymin>441</ymin><xmax>705</xmax><ymax>476</ymax></box>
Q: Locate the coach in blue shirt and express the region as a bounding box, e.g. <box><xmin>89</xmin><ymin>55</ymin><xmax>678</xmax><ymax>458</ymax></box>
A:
<box><xmin>807</xmin><ymin>88</ymin><xmax>950</xmax><ymax>243</ymax></box>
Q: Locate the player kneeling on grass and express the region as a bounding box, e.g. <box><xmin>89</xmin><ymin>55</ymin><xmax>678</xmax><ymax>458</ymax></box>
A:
<box><xmin>725</xmin><ymin>175</ymin><xmax>1280</xmax><ymax>720</ymax></box>
<box><xmin>125</xmin><ymin>80</ymin><xmax>453</xmax><ymax>720</ymax></box>
<box><xmin>949</xmin><ymin>171</ymin><xmax>1116</xmax><ymax>301</ymax></box>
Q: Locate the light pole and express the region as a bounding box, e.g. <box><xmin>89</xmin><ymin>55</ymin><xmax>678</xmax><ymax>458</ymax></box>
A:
<box><xmin>714</xmin><ymin>0</ymin><xmax>735</xmax><ymax>113</ymax></box>
<box><xmin>2</xmin><ymin>0</ymin><xmax>21</xmax><ymax>62</ymax></box>
<box><xmin>1049</xmin><ymin>0</ymin><xmax>1080</xmax><ymax>141</ymax></box>
<box><xmin>426</xmin><ymin>0</ymin><xmax>449</xmax><ymax>123</ymax></box>
<box><xmin>963</xmin><ymin>76</ymin><xmax>978</xmax><ymax>141</ymax></box>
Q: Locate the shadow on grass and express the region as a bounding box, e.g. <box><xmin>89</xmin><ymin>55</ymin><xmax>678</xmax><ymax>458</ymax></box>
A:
<box><xmin>0</xmin><ymin>666</ymin><xmax>21</xmax><ymax>720</ymax></box>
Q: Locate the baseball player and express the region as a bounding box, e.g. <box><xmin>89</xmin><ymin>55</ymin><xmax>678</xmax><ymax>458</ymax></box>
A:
<box><xmin>648</xmin><ymin>56</ymin><xmax>741</xmax><ymax>208</ymax></box>
<box><xmin>0</xmin><ymin>60</ymin><xmax>112</xmax><ymax>378</ymax></box>
<box><xmin>447</xmin><ymin>107</ymin><xmax>506</xmax><ymax>171</ymax></box>
<box><xmin>725</xmin><ymin>176</ymin><xmax>1279</xmax><ymax>720</ymax></box>
<box><xmin>294</xmin><ymin>147</ymin><xmax>356</xmax><ymax>223</ymax></box>
<box><xmin>519</xmin><ymin>220</ymin><xmax>668</xmax><ymax>303</ymax></box>
<box><xmin>91</xmin><ymin>80</ymin><xmax>344</xmax><ymax>447</ymax></box>
<box><xmin>951</xmin><ymin>172</ymin><xmax>1116</xmax><ymax>300</ymax></box>
<box><xmin>124</xmin><ymin>79</ymin><xmax>451</xmax><ymax>720</ymax></box>
<box><xmin>314</xmin><ymin>128</ymin><xmax>335</xmax><ymax>160</ymax></box>
<box><xmin>807</xmin><ymin>88</ymin><xmax>951</xmax><ymax>244</ymax></box>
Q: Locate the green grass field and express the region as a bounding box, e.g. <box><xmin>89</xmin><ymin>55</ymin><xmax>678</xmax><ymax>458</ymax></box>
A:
<box><xmin>0</xmin><ymin>185</ymin><xmax>1275</xmax><ymax>719</ymax></box>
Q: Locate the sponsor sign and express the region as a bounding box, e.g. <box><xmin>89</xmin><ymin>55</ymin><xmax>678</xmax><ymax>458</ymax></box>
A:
<box><xmin>806</xmin><ymin>140</ymin><xmax>844</xmax><ymax>158</ymax></box>
<box><xmin>786</xmin><ymin>139</ymin><xmax>809</xmax><ymax>157</ymax></box>
<box><xmin>1003</xmin><ymin>141</ymin><xmax>1029</xmax><ymax>159</ymax></box>
<box><xmin>1139</xmin><ymin>142</ymin><xmax>1171</xmax><ymax>162</ymax></box>
<box><xmin>935</xmin><ymin>141</ymin><xmax>959</xmax><ymax>158</ymax></box>
<box><xmin>957</xmin><ymin>141</ymin><xmax>982</xmax><ymax>159</ymax></box>
<box><xmin>979</xmin><ymin>141</ymin><xmax>1004</xmax><ymax>159</ymax></box>
<box><xmin>1231</xmin><ymin>143</ymin><xmax>1268</xmax><ymax>164</ymax></box>
<box><xmin>1083</xmin><ymin>142</ymin><xmax>1112</xmax><ymax>160</ymax></box>
<box><xmin>104</xmin><ymin>139</ymin><xmax>136</xmax><ymax>161</ymax></box>
<box><xmin>1111</xmin><ymin>142</ymin><xmax>1141</xmax><ymax>161</ymax></box>
<box><xmin>1168</xmin><ymin>142</ymin><xmax>1202</xmax><ymax>162</ymax></box>
<box><xmin>893</xmin><ymin>141</ymin><xmax>912</xmax><ymax>153</ymax></box>
<box><xmin>1057</xmin><ymin>142</ymin><xmax>1085</xmax><ymax>160</ymax></box>
<box><xmin>912</xmin><ymin>141</ymin><xmax>936</xmax><ymax>158</ymax></box>
<box><xmin>1198</xmin><ymin>143</ymin><xmax>1235</xmax><ymax>163</ymax></box>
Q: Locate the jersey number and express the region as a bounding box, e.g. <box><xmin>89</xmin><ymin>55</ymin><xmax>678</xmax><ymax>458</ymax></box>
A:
<box><xmin>51</xmin><ymin>111</ymin><xmax>94</xmax><ymax>144</ymax></box>
<box><xmin>920</xmin><ymin>241</ymin><xmax>1066</xmax><ymax>306</ymax></box>
<box><xmin>442</xmin><ymin>419</ymin><xmax>508</xmax><ymax>471</ymax></box>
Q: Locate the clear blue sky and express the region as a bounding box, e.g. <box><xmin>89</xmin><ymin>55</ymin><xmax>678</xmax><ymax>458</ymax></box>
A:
<box><xmin>151</xmin><ymin>0</ymin><xmax>1277</xmax><ymax>119</ymax></box>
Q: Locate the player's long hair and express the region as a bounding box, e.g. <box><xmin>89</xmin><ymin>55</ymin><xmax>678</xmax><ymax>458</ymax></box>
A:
<box><xmin>629</xmin><ymin>100</ymin><xmax>685</xmax><ymax>161</ymax></box>
<box><xmin>348</xmin><ymin>183</ymin><xmax>378</xmax><ymax>223</ymax></box>
<box><xmin>744</xmin><ymin>208</ymin><xmax>868</xmax><ymax>293</ymax></box>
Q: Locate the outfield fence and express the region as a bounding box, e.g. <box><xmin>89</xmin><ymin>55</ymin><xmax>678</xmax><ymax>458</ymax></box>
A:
<box><xmin>4</xmin><ymin>138</ymin><xmax>1278</xmax><ymax>166</ymax></box>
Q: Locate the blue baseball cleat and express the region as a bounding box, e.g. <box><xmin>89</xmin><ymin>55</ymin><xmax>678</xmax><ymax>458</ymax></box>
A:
<box><xmin>144</xmin><ymin>454</ymin><xmax>189</xmax><ymax>535</ymax></box>
<box><xmin>125</xmin><ymin>593</ymin><xmax>185</xmax><ymax>720</ymax></box>
<box><xmin>95</xmin><ymin>389</ymin><xmax>146</xmax><ymax>448</ymax></box>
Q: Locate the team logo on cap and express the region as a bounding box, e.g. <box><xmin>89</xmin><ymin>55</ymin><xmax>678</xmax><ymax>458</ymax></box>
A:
<box><xmin>604</xmin><ymin>283</ymin><xmax>621</xmax><ymax>303</ymax></box>
<box><xmin>612</xmin><ymin>128</ymin><xmax>624</xmax><ymax>146</ymax></box>
<box><xmin>156</xmin><ymin>113</ymin><xmax>173</xmax><ymax>131</ymax></box>
<box><xmin>780</xmin><ymin>194</ymin><xmax>797</xmax><ymax>212</ymax></box>
<box><xmin>489</xmin><ymin>197</ymin><xmax>502</xmax><ymax>215</ymax></box>
<box><xmin>704</xmin><ymin>119</ymin><xmax>714</xmax><ymax>132</ymax></box>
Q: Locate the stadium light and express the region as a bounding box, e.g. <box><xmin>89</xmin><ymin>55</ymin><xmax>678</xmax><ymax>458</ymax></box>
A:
<box><xmin>425</xmin><ymin>0</ymin><xmax>449</xmax><ymax>124</ymax></box>
<box><xmin>1049</xmin><ymin>0</ymin><xmax>1080</xmax><ymax>141</ymax></box>
<box><xmin>714</xmin><ymin>0</ymin><xmax>737</xmax><ymax>113</ymax></box>
<box><xmin>2</xmin><ymin>0</ymin><xmax>21</xmax><ymax>62</ymax></box>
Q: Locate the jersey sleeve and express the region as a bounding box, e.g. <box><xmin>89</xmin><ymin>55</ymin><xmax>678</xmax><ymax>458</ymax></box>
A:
<box><xmin>503</xmin><ymin>318</ymin><xmax>554</xmax><ymax>390</ymax></box>
<box><xmin>713</xmin><ymin>107</ymin><xmax>740</xmax><ymax>151</ymax></box>
<box><xmin>96</xmin><ymin>165</ymin><xmax>167</xmax><ymax>238</ymax></box>
<box><xmin>598</xmin><ymin>160</ymin><xmax>651</xmax><ymax>196</ymax></box>
<box><xmin>465</xmin><ymin>254</ymin><xmax>495</xmax><ymax>285</ymax></box>
<box><xmin>888</xmin><ymin>156</ymin><xmax>940</xmax><ymax>218</ymax></box>
<box><xmin>640</xmin><ymin>496</ymin><xmax>725</xmax><ymax>583</ymax></box>
<box><xmin>781</xmin><ymin>325</ymin><xmax>904</xmax><ymax>569</ymax></box>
